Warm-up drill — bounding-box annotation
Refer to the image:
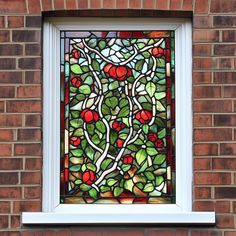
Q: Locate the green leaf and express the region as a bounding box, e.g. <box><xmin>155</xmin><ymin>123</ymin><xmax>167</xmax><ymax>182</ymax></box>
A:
<box><xmin>101</xmin><ymin>159</ymin><xmax>113</xmax><ymax>170</ymax></box>
<box><xmin>143</xmin><ymin>183</ymin><xmax>154</xmax><ymax>192</ymax></box>
<box><xmin>110</xmin><ymin>130</ymin><xmax>118</xmax><ymax>144</ymax></box>
<box><xmin>71</xmin><ymin>64</ymin><xmax>83</xmax><ymax>74</ymax></box>
<box><xmin>79</xmin><ymin>85</ymin><xmax>91</xmax><ymax>95</ymax></box>
<box><xmin>119</xmin><ymin>99</ymin><xmax>128</xmax><ymax>108</ymax></box>
<box><xmin>92</xmin><ymin>134</ymin><xmax>100</xmax><ymax>144</ymax></box>
<box><xmin>156</xmin><ymin>176</ymin><xmax>164</xmax><ymax>186</ymax></box>
<box><xmin>92</xmin><ymin>59</ymin><xmax>100</xmax><ymax>71</ymax></box>
<box><xmin>105</xmin><ymin>97</ymin><xmax>118</xmax><ymax>109</ymax></box>
<box><xmin>114</xmin><ymin>186</ymin><xmax>123</xmax><ymax>197</ymax></box>
<box><xmin>107</xmin><ymin>178</ymin><xmax>118</xmax><ymax>187</ymax></box>
<box><xmin>146</xmin><ymin>147</ymin><xmax>158</xmax><ymax>156</ymax></box>
<box><xmin>119</xmin><ymin>133</ymin><xmax>128</xmax><ymax>140</ymax></box>
<box><xmin>136</xmin><ymin>182</ymin><xmax>144</xmax><ymax>190</ymax></box>
<box><xmin>135</xmin><ymin>59</ymin><xmax>144</xmax><ymax>71</ymax></box>
<box><xmin>73</xmin><ymin>128</ymin><xmax>83</xmax><ymax>136</ymax></box>
<box><xmin>98</xmin><ymin>40</ymin><xmax>106</xmax><ymax>50</ymax></box>
<box><xmin>75</xmin><ymin>179</ymin><xmax>82</xmax><ymax>185</ymax></box>
<box><xmin>87</xmin><ymin>38</ymin><xmax>97</xmax><ymax>48</ymax></box>
<box><xmin>127</xmin><ymin>144</ymin><xmax>138</xmax><ymax>151</ymax></box>
<box><xmin>149</xmin><ymin>189</ymin><xmax>162</xmax><ymax>197</ymax></box>
<box><xmin>158</xmin><ymin>128</ymin><xmax>166</xmax><ymax>139</ymax></box>
<box><xmin>87</xmin><ymin>124</ymin><xmax>94</xmax><ymax>134</ymax></box>
<box><xmin>108</xmin><ymin>81</ymin><xmax>119</xmax><ymax>90</ymax></box>
<box><xmin>153</xmin><ymin>154</ymin><xmax>166</xmax><ymax>165</ymax></box>
<box><xmin>85</xmin><ymin>146</ymin><xmax>95</xmax><ymax>160</ymax></box>
<box><xmin>86</xmin><ymin>163</ymin><xmax>96</xmax><ymax>172</ymax></box>
<box><xmin>144</xmin><ymin>171</ymin><xmax>155</xmax><ymax>181</ymax></box>
<box><xmin>136</xmin><ymin>161</ymin><xmax>148</xmax><ymax>173</ymax></box>
<box><xmin>124</xmin><ymin>179</ymin><xmax>134</xmax><ymax>192</ymax></box>
<box><xmin>70</xmin><ymin>119</ymin><xmax>80</xmax><ymax>128</ymax></box>
<box><xmin>88</xmin><ymin>188</ymin><xmax>97</xmax><ymax>199</ymax></box>
<box><xmin>80</xmin><ymin>184</ymin><xmax>91</xmax><ymax>191</ymax></box>
<box><xmin>100</xmin><ymin>185</ymin><xmax>110</xmax><ymax>193</ymax></box>
<box><xmin>121</xmin><ymin>164</ymin><xmax>131</xmax><ymax>172</ymax></box>
<box><xmin>135</xmin><ymin>149</ymin><xmax>147</xmax><ymax>165</ymax></box>
<box><xmin>155</xmin><ymin>92</ymin><xmax>166</xmax><ymax>100</ymax></box>
<box><xmin>142</xmin><ymin>124</ymin><xmax>149</xmax><ymax>134</ymax></box>
<box><xmin>81</xmin><ymin>65</ymin><xmax>89</xmax><ymax>73</ymax></box>
<box><xmin>118</xmin><ymin>106</ymin><xmax>129</xmax><ymax>117</ymax></box>
<box><xmin>71</xmin><ymin>149</ymin><xmax>83</xmax><ymax>157</ymax></box>
<box><xmin>146</xmin><ymin>82</ymin><xmax>156</xmax><ymax>97</ymax></box>
<box><xmin>95</xmin><ymin>121</ymin><xmax>106</xmax><ymax>133</ymax></box>
<box><xmin>156</xmin><ymin>101</ymin><xmax>166</xmax><ymax>111</ymax></box>
<box><xmin>134</xmin><ymin>138</ymin><xmax>144</xmax><ymax>145</ymax></box>
<box><xmin>101</xmin><ymin>104</ymin><xmax>110</xmax><ymax>115</ymax></box>
<box><xmin>69</xmin><ymin>164</ymin><xmax>81</xmax><ymax>172</ymax></box>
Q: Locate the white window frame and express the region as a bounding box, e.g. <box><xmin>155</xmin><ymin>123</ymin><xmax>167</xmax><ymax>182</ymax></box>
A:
<box><xmin>22</xmin><ymin>17</ymin><xmax>215</xmax><ymax>224</ymax></box>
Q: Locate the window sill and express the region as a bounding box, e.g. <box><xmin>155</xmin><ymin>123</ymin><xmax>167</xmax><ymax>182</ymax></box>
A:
<box><xmin>22</xmin><ymin>211</ymin><xmax>215</xmax><ymax>225</ymax></box>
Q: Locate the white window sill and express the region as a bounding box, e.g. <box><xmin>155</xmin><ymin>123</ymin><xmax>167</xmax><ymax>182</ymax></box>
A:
<box><xmin>22</xmin><ymin>212</ymin><xmax>215</xmax><ymax>225</ymax></box>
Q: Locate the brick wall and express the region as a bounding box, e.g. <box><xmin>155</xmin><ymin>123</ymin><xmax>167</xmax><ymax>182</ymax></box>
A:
<box><xmin>0</xmin><ymin>0</ymin><xmax>235</xmax><ymax>235</ymax></box>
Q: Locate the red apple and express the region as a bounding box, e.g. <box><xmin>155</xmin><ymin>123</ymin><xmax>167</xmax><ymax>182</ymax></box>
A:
<box><xmin>71</xmin><ymin>49</ymin><xmax>80</xmax><ymax>59</ymax></box>
<box><xmin>82</xmin><ymin>170</ymin><xmax>96</xmax><ymax>185</ymax></box>
<box><xmin>70</xmin><ymin>136</ymin><xmax>81</xmax><ymax>146</ymax></box>
<box><xmin>135</xmin><ymin>109</ymin><xmax>152</xmax><ymax>124</ymax></box>
<box><xmin>152</xmin><ymin>47</ymin><xmax>164</xmax><ymax>58</ymax></box>
<box><xmin>80</xmin><ymin>109</ymin><xmax>99</xmax><ymax>123</ymax></box>
<box><xmin>71</xmin><ymin>77</ymin><xmax>81</xmax><ymax>87</ymax></box>
<box><xmin>123</xmin><ymin>155</ymin><xmax>133</xmax><ymax>164</ymax></box>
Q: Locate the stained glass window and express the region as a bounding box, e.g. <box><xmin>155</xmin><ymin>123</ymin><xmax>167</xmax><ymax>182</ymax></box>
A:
<box><xmin>60</xmin><ymin>31</ymin><xmax>175</xmax><ymax>204</ymax></box>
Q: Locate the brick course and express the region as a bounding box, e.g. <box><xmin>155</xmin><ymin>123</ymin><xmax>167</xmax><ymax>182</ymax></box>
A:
<box><xmin>0</xmin><ymin>0</ymin><xmax>235</xmax><ymax>234</ymax></box>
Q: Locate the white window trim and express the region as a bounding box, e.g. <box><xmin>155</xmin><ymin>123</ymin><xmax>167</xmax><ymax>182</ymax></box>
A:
<box><xmin>22</xmin><ymin>17</ymin><xmax>215</xmax><ymax>224</ymax></box>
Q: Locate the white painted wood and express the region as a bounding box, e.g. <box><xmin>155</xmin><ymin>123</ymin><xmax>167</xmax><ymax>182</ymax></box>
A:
<box><xmin>22</xmin><ymin>18</ymin><xmax>215</xmax><ymax>225</ymax></box>
<box><xmin>22</xmin><ymin>212</ymin><xmax>215</xmax><ymax>224</ymax></box>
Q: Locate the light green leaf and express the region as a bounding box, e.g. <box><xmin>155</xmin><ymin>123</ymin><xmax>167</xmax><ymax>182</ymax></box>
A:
<box><xmin>108</xmin><ymin>81</ymin><xmax>119</xmax><ymax>90</ymax></box>
<box><xmin>98</xmin><ymin>40</ymin><xmax>106</xmax><ymax>50</ymax></box>
<box><xmin>70</xmin><ymin>119</ymin><xmax>80</xmax><ymax>128</ymax></box>
<box><xmin>69</xmin><ymin>164</ymin><xmax>81</xmax><ymax>172</ymax></box>
<box><xmin>146</xmin><ymin>147</ymin><xmax>158</xmax><ymax>156</ymax></box>
<box><xmin>156</xmin><ymin>176</ymin><xmax>164</xmax><ymax>186</ymax></box>
<box><xmin>146</xmin><ymin>82</ymin><xmax>156</xmax><ymax>97</ymax></box>
<box><xmin>143</xmin><ymin>183</ymin><xmax>154</xmax><ymax>192</ymax></box>
<box><xmin>135</xmin><ymin>149</ymin><xmax>147</xmax><ymax>165</ymax></box>
<box><xmin>118</xmin><ymin>106</ymin><xmax>129</xmax><ymax>117</ymax></box>
<box><xmin>73</xmin><ymin>128</ymin><xmax>83</xmax><ymax>136</ymax></box>
<box><xmin>100</xmin><ymin>185</ymin><xmax>110</xmax><ymax>193</ymax></box>
<box><xmin>79</xmin><ymin>85</ymin><xmax>91</xmax><ymax>95</ymax></box>
<box><xmin>121</xmin><ymin>164</ymin><xmax>131</xmax><ymax>172</ymax></box>
<box><xmin>153</xmin><ymin>154</ymin><xmax>166</xmax><ymax>165</ymax></box>
<box><xmin>107</xmin><ymin>178</ymin><xmax>118</xmax><ymax>187</ymax></box>
<box><xmin>105</xmin><ymin>97</ymin><xmax>118</xmax><ymax>109</ymax></box>
<box><xmin>124</xmin><ymin>179</ymin><xmax>134</xmax><ymax>192</ymax></box>
<box><xmin>71</xmin><ymin>149</ymin><xmax>83</xmax><ymax>157</ymax></box>
<box><xmin>86</xmin><ymin>163</ymin><xmax>96</xmax><ymax>172</ymax></box>
<box><xmin>144</xmin><ymin>171</ymin><xmax>155</xmax><ymax>181</ymax></box>
<box><xmin>158</xmin><ymin>128</ymin><xmax>166</xmax><ymax>139</ymax></box>
<box><xmin>135</xmin><ymin>59</ymin><xmax>144</xmax><ymax>71</ymax></box>
<box><xmin>85</xmin><ymin>146</ymin><xmax>95</xmax><ymax>160</ymax></box>
<box><xmin>75</xmin><ymin>179</ymin><xmax>82</xmax><ymax>185</ymax></box>
<box><xmin>156</xmin><ymin>101</ymin><xmax>166</xmax><ymax>111</ymax></box>
<box><xmin>155</xmin><ymin>92</ymin><xmax>166</xmax><ymax>100</ymax></box>
<box><xmin>80</xmin><ymin>184</ymin><xmax>91</xmax><ymax>191</ymax></box>
<box><xmin>71</xmin><ymin>64</ymin><xmax>83</xmax><ymax>74</ymax></box>
<box><xmin>114</xmin><ymin>186</ymin><xmax>123</xmax><ymax>197</ymax></box>
<box><xmin>142</xmin><ymin>124</ymin><xmax>149</xmax><ymax>134</ymax></box>
<box><xmin>101</xmin><ymin>159</ymin><xmax>113</xmax><ymax>170</ymax></box>
<box><xmin>88</xmin><ymin>188</ymin><xmax>97</xmax><ymax>199</ymax></box>
<box><xmin>96</xmin><ymin>121</ymin><xmax>106</xmax><ymax>133</ymax></box>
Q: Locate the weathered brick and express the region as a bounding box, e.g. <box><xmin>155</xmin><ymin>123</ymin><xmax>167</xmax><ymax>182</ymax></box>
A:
<box><xmin>129</xmin><ymin>0</ymin><xmax>141</xmax><ymax>8</ymax></box>
<box><xmin>0</xmin><ymin>86</ymin><xmax>15</xmax><ymax>98</ymax></box>
<box><xmin>0</xmin><ymin>158</ymin><xmax>22</xmax><ymax>170</ymax></box>
<box><xmin>18</xmin><ymin>129</ymin><xmax>41</xmax><ymax>141</ymax></box>
<box><xmin>217</xmin><ymin>58</ymin><xmax>233</xmax><ymax>69</ymax></box>
<box><xmin>0</xmin><ymin>30</ymin><xmax>9</xmax><ymax>42</ymax></box>
<box><xmin>0</xmin><ymin>115</ymin><xmax>22</xmax><ymax>127</ymax></box>
<box><xmin>42</xmin><ymin>0</ymin><xmax>52</xmax><ymax>10</ymax></box>
<box><xmin>8</xmin><ymin>16</ymin><xmax>24</xmax><ymax>28</ymax></box>
<box><xmin>143</xmin><ymin>0</ymin><xmax>155</xmax><ymax>8</ymax></box>
<box><xmin>194</xmin><ymin>114</ymin><xmax>212</xmax><ymax>127</ymax></box>
<box><xmin>193</xmin><ymin>30</ymin><xmax>219</xmax><ymax>42</ymax></box>
<box><xmin>0</xmin><ymin>44</ymin><xmax>23</xmax><ymax>56</ymax></box>
<box><xmin>193</xmin><ymin>201</ymin><xmax>214</xmax><ymax>211</ymax></box>
<box><xmin>0</xmin><ymin>144</ymin><xmax>12</xmax><ymax>156</ymax></box>
<box><xmin>156</xmin><ymin>0</ymin><xmax>169</xmax><ymax>10</ymax></box>
<box><xmin>223</xmin><ymin>30</ymin><xmax>236</xmax><ymax>42</ymax></box>
<box><xmin>0</xmin><ymin>202</ymin><xmax>10</xmax><ymax>213</ymax></box>
<box><xmin>91</xmin><ymin>0</ymin><xmax>102</xmax><ymax>8</ymax></box>
<box><xmin>66</xmin><ymin>0</ymin><xmax>77</xmax><ymax>9</ymax></box>
<box><xmin>21</xmin><ymin>172</ymin><xmax>41</xmax><ymax>184</ymax></box>
<box><xmin>193</xmin><ymin>58</ymin><xmax>215</xmax><ymax>70</ymax></box>
<box><xmin>215</xmin><ymin>201</ymin><xmax>230</xmax><ymax>213</ymax></box>
<box><xmin>6</xmin><ymin>100</ymin><xmax>41</xmax><ymax>113</ymax></box>
<box><xmin>211</xmin><ymin>0</ymin><xmax>236</xmax><ymax>13</ymax></box>
<box><xmin>25</xmin><ymin>114</ymin><xmax>41</xmax><ymax>127</ymax></box>
<box><xmin>194</xmin><ymin>143</ymin><xmax>218</xmax><ymax>156</ymax></box>
<box><xmin>0</xmin><ymin>129</ymin><xmax>14</xmax><ymax>141</ymax></box>
<box><xmin>194</xmin><ymin>128</ymin><xmax>232</xmax><ymax>141</ymax></box>
<box><xmin>193</xmin><ymin>72</ymin><xmax>211</xmax><ymax>84</ymax></box>
<box><xmin>0</xmin><ymin>215</ymin><xmax>8</xmax><ymax>228</ymax></box>
<box><xmin>195</xmin><ymin>0</ymin><xmax>209</xmax><ymax>13</ymax></box>
<box><xmin>0</xmin><ymin>0</ymin><xmax>26</xmax><ymax>13</ymax></box>
<box><xmin>214</xmin><ymin>44</ymin><xmax>236</xmax><ymax>56</ymax></box>
<box><xmin>12</xmin><ymin>30</ymin><xmax>41</xmax><ymax>42</ymax></box>
<box><xmin>214</xmin><ymin>72</ymin><xmax>236</xmax><ymax>84</ymax></box>
<box><xmin>0</xmin><ymin>101</ymin><xmax>4</xmax><ymax>112</ymax></box>
<box><xmin>25</xmin><ymin>71</ymin><xmax>41</xmax><ymax>84</ymax></box>
<box><xmin>216</xmin><ymin>215</ymin><xmax>234</xmax><ymax>228</ymax></box>
<box><xmin>194</xmin><ymin>158</ymin><xmax>211</xmax><ymax>170</ymax></box>
<box><xmin>225</xmin><ymin>232</ymin><xmax>236</xmax><ymax>236</ymax></box>
<box><xmin>25</xmin><ymin>158</ymin><xmax>42</xmax><ymax>170</ymax></box>
<box><xmin>25</xmin><ymin>44</ymin><xmax>41</xmax><ymax>56</ymax></box>
<box><xmin>193</xmin><ymin>86</ymin><xmax>221</xmax><ymax>98</ymax></box>
<box><xmin>0</xmin><ymin>172</ymin><xmax>18</xmax><ymax>185</ymax></box>
<box><xmin>11</xmin><ymin>215</ymin><xmax>20</xmax><ymax>228</ymax></box>
<box><xmin>223</xmin><ymin>86</ymin><xmax>236</xmax><ymax>98</ymax></box>
<box><xmin>194</xmin><ymin>186</ymin><xmax>212</xmax><ymax>199</ymax></box>
<box><xmin>193</xmin><ymin>16</ymin><xmax>211</xmax><ymax>29</ymax></box>
<box><xmin>194</xmin><ymin>100</ymin><xmax>232</xmax><ymax>113</ymax></box>
<box><xmin>54</xmin><ymin>0</ymin><xmax>65</xmax><ymax>9</ymax></box>
<box><xmin>214</xmin><ymin>115</ymin><xmax>236</xmax><ymax>126</ymax></box>
<box><xmin>182</xmin><ymin>0</ymin><xmax>192</xmax><ymax>10</ymax></box>
<box><xmin>103</xmin><ymin>230</ymin><xmax>144</xmax><ymax>236</ymax></box>
<box><xmin>170</xmin><ymin>0</ymin><xmax>181</xmax><ymax>9</ymax></box>
<box><xmin>18</xmin><ymin>58</ymin><xmax>41</xmax><ymax>69</ymax></box>
<box><xmin>220</xmin><ymin>143</ymin><xmax>236</xmax><ymax>155</ymax></box>
<box><xmin>0</xmin><ymin>16</ymin><xmax>5</xmax><ymax>28</ymax></box>
<box><xmin>0</xmin><ymin>58</ymin><xmax>16</xmax><ymax>69</ymax></box>
<box><xmin>17</xmin><ymin>86</ymin><xmax>41</xmax><ymax>98</ymax></box>
<box><xmin>24</xmin><ymin>186</ymin><xmax>41</xmax><ymax>199</ymax></box>
<box><xmin>0</xmin><ymin>72</ymin><xmax>22</xmax><ymax>84</ymax></box>
<box><xmin>13</xmin><ymin>201</ymin><xmax>41</xmax><ymax>213</ymax></box>
<box><xmin>192</xmin><ymin>231</ymin><xmax>222</xmax><ymax>236</ymax></box>
<box><xmin>194</xmin><ymin>172</ymin><xmax>231</xmax><ymax>185</ymax></box>
<box><xmin>28</xmin><ymin>0</ymin><xmax>41</xmax><ymax>13</ymax></box>
<box><xmin>214</xmin><ymin>16</ymin><xmax>236</xmax><ymax>27</ymax></box>
<box><xmin>193</xmin><ymin>44</ymin><xmax>212</xmax><ymax>56</ymax></box>
<box><xmin>26</xmin><ymin>16</ymin><xmax>42</xmax><ymax>28</ymax></box>
<box><xmin>103</xmin><ymin>0</ymin><xmax>115</xmax><ymax>8</ymax></box>
<box><xmin>14</xmin><ymin>143</ymin><xmax>42</xmax><ymax>156</ymax></box>
<box><xmin>0</xmin><ymin>187</ymin><xmax>21</xmax><ymax>198</ymax></box>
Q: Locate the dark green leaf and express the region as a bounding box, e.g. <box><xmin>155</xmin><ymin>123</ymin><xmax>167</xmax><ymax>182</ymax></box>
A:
<box><xmin>98</xmin><ymin>40</ymin><xmax>106</xmax><ymax>50</ymax></box>
<box><xmin>88</xmin><ymin>188</ymin><xmax>97</xmax><ymax>199</ymax></box>
<box><xmin>105</xmin><ymin>97</ymin><xmax>118</xmax><ymax>109</ymax></box>
<box><xmin>135</xmin><ymin>59</ymin><xmax>144</xmax><ymax>71</ymax></box>
<box><xmin>69</xmin><ymin>164</ymin><xmax>81</xmax><ymax>172</ymax></box>
<box><xmin>153</xmin><ymin>154</ymin><xmax>166</xmax><ymax>165</ymax></box>
<box><xmin>95</xmin><ymin>121</ymin><xmax>106</xmax><ymax>133</ymax></box>
<box><xmin>92</xmin><ymin>59</ymin><xmax>100</xmax><ymax>71</ymax></box>
<box><xmin>110</xmin><ymin>130</ymin><xmax>118</xmax><ymax>145</ymax></box>
<box><xmin>85</xmin><ymin>146</ymin><xmax>95</xmax><ymax>160</ymax></box>
<box><xmin>118</xmin><ymin>106</ymin><xmax>129</xmax><ymax>117</ymax></box>
<box><xmin>80</xmin><ymin>184</ymin><xmax>91</xmax><ymax>191</ymax></box>
<box><xmin>101</xmin><ymin>159</ymin><xmax>113</xmax><ymax>170</ymax></box>
<box><xmin>156</xmin><ymin>176</ymin><xmax>164</xmax><ymax>186</ymax></box>
<box><xmin>144</xmin><ymin>171</ymin><xmax>155</xmax><ymax>180</ymax></box>
<box><xmin>114</xmin><ymin>186</ymin><xmax>123</xmax><ymax>197</ymax></box>
<box><xmin>71</xmin><ymin>149</ymin><xmax>83</xmax><ymax>157</ymax></box>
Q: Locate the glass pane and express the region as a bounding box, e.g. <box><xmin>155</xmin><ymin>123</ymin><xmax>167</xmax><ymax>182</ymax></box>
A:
<box><xmin>60</xmin><ymin>31</ymin><xmax>175</xmax><ymax>204</ymax></box>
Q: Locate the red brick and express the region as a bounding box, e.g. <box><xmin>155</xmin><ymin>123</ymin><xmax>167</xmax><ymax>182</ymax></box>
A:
<box><xmin>214</xmin><ymin>72</ymin><xmax>236</xmax><ymax>84</ymax></box>
<box><xmin>24</xmin><ymin>186</ymin><xmax>41</xmax><ymax>199</ymax></box>
<box><xmin>194</xmin><ymin>100</ymin><xmax>232</xmax><ymax>113</ymax></box>
<box><xmin>17</xmin><ymin>86</ymin><xmax>41</xmax><ymax>98</ymax></box>
<box><xmin>194</xmin><ymin>158</ymin><xmax>211</xmax><ymax>170</ymax></box>
<box><xmin>0</xmin><ymin>202</ymin><xmax>10</xmax><ymax>213</ymax></box>
<box><xmin>11</xmin><ymin>215</ymin><xmax>20</xmax><ymax>228</ymax></box>
<box><xmin>193</xmin><ymin>86</ymin><xmax>220</xmax><ymax>98</ymax></box>
<box><xmin>0</xmin><ymin>101</ymin><xmax>4</xmax><ymax>112</ymax></box>
<box><xmin>0</xmin><ymin>30</ymin><xmax>9</xmax><ymax>42</ymax></box>
<box><xmin>8</xmin><ymin>16</ymin><xmax>24</xmax><ymax>28</ymax></box>
<box><xmin>194</xmin><ymin>114</ymin><xmax>212</xmax><ymax>127</ymax></box>
<box><xmin>216</xmin><ymin>187</ymin><xmax>236</xmax><ymax>199</ymax></box>
<box><xmin>129</xmin><ymin>0</ymin><xmax>141</xmax><ymax>8</ymax></box>
<box><xmin>217</xmin><ymin>58</ymin><xmax>233</xmax><ymax>70</ymax></box>
<box><xmin>216</xmin><ymin>215</ymin><xmax>234</xmax><ymax>228</ymax></box>
<box><xmin>194</xmin><ymin>143</ymin><xmax>218</xmax><ymax>156</ymax></box>
<box><xmin>0</xmin><ymin>215</ymin><xmax>8</xmax><ymax>228</ymax></box>
<box><xmin>0</xmin><ymin>72</ymin><xmax>22</xmax><ymax>84</ymax></box>
<box><xmin>223</xmin><ymin>31</ymin><xmax>236</xmax><ymax>42</ymax></box>
<box><xmin>215</xmin><ymin>201</ymin><xmax>230</xmax><ymax>213</ymax></box>
<box><xmin>194</xmin><ymin>128</ymin><xmax>232</xmax><ymax>142</ymax></box>
<box><xmin>0</xmin><ymin>16</ymin><xmax>5</xmax><ymax>28</ymax></box>
<box><xmin>13</xmin><ymin>201</ymin><xmax>41</xmax><ymax>213</ymax></box>
<box><xmin>193</xmin><ymin>16</ymin><xmax>212</xmax><ymax>29</ymax></box>
<box><xmin>194</xmin><ymin>0</ymin><xmax>209</xmax><ymax>13</ymax></box>
<box><xmin>213</xmin><ymin>16</ymin><xmax>236</xmax><ymax>28</ymax></box>
<box><xmin>0</xmin><ymin>0</ymin><xmax>26</xmax><ymax>13</ymax></box>
<box><xmin>223</xmin><ymin>86</ymin><xmax>236</xmax><ymax>98</ymax></box>
<box><xmin>211</xmin><ymin>0</ymin><xmax>236</xmax><ymax>13</ymax></box>
<box><xmin>26</xmin><ymin>16</ymin><xmax>41</xmax><ymax>28</ymax></box>
<box><xmin>156</xmin><ymin>0</ymin><xmax>169</xmax><ymax>10</ymax></box>
<box><xmin>18</xmin><ymin>129</ymin><xmax>41</xmax><ymax>141</ymax></box>
<box><xmin>66</xmin><ymin>0</ymin><xmax>77</xmax><ymax>9</ymax></box>
<box><xmin>0</xmin><ymin>187</ymin><xmax>21</xmax><ymax>198</ymax></box>
<box><xmin>170</xmin><ymin>0</ymin><xmax>181</xmax><ymax>10</ymax></box>
<box><xmin>54</xmin><ymin>0</ymin><xmax>65</xmax><ymax>9</ymax></box>
<box><xmin>41</xmin><ymin>0</ymin><xmax>52</xmax><ymax>10</ymax></box>
<box><xmin>214</xmin><ymin>115</ymin><xmax>236</xmax><ymax>126</ymax></box>
<box><xmin>182</xmin><ymin>0</ymin><xmax>192</xmax><ymax>10</ymax></box>
<box><xmin>0</xmin><ymin>144</ymin><xmax>12</xmax><ymax>156</ymax></box>
<box><xmin>193</xmin><ymin>72</ymin><xmax>211</xmax><ymax>84</ymax></box>
<box><xmin>194</xmin><ymin>172</ymin><xmax>231</xmax><ymax>185</ymax></box>
<box><xmin>91</xmin><ymin>0</ymin><xmax>101</xmax><ymax>8</ymax></box>
<box><xmin>25</xmin><ymin>71</ymin><xmax>41</xmax><ymax>84</ymax></box>
<box><xmin>0</xmin><ymin>44</ymin><xmax>23</xmax><ymax>56</ymax></box>
<box><xmin>0</xmin><ymin>115</ymin><xmax>22</xmax><ymax>127</ymax></box>
<box><xmin>0</xmin><ymin>86</ymin><xmax>15</xmax><ymax>98</ymax></box>
<box><xmin>28</xmin><ymin>0</ymin><xmax>41</xmax><ymax>13</ymax></box>
<box><xmin>25</xmin><ymin>114</ymin><xmax>41</xmax><ymax>127</ymax></box>
<box><xmin>225</xmin><ymin>232</ymin><xmax>236</xmax><ymax>236</ymax></box>
<box><xmin>193</xmin><ymin>30</ymin><xmax>219</xmax><ymax>43</ymax></box>
<box><xmin>0</xmin><ymin>232</ymin><xmax>20</xmax><ymax>236</ymax></box>
<box><xmin>102</xmin><ymin>230</ymin><xmax>144</xmax><ymax>236</ymax></box>
<box><xmin>194</xmin><ymin>186</ymin><xmax>211</xmax><ymax>199</ymax></box>
<box><xmin>214</xmin><ymin>44</ymin><xmax>236</xmax><ymax>56</ymax></box>
<box><xmin>21</xmin><ymin>172</ymin><xmax>41</xmax><ymax>184</ymax></box>
<box><xmin>193</xmin><ymin>44</ymin><xmax>212</xmax><ymax>56</ymax></box>
<box><xmin>0</xmin><ymin>58</ymin><xmax>16</xmax><ymax>69</ymax></box>
<box><xmin>25</xmin><ymin>158</ymin><xmax>42</xmax><ymax>170</ymax></box>
<box><xmin>143</xmin><ymin>0</ymin><xmax>155</xmax><ymax>8</ymax></box>
<box><xmin>213</xmin><ymin>158</ymin><xmax>236</xmax><ymax>170</ymax></box>
<box><xmin>0</xmin><ymin>130</ymin><xmax>14</xmax><ymax>141</ymax></box>
<box><xmin>192</xmin><ymin>231</ymin><xmax>222</xmax><ymax>236</ymax></box>
<box><xmin>220</xmin><ymin>143</ymin><xmax>236</xmax><ymax>155</ymax></box>
<box><xmin>77</xmin><ymin>0</ymin><xmax>88</xmax><ymax>8</ymax></box>
<box><xmin>7</xmin><ymin>100</ymin><xmax>41</xmax><ymax>113</ymax></box>
<box><xmin>14</xmin><ymin>143</ymin><xmax>42</xmax><ymax>156</ymax></box>
<box><xmin>18</xmin><ymin>58</ymin><xmax>41</xmax><ymax>69</ymax></box>
<box><xmin>0</xmin><ymin>172</ymin><xmax>18</xmax><ymax>185</ymax></box>
<box><xmin>103</xmin><ymin>0</ymin><xmax>115</xmax><ymax>8</ymax></box>
<box><xmin>233</xmin><ymin>201</ymin><xmax>236</xmax><ymax>213</ymax></box>
<box><xmin>12</xmin><ymin>30</ymin><xmax>41</xmax><ymax>42</ymax></box>
<box><xmin>193</xmin><ymin>58</ymin><xmax>215</xmax><ymax>70</ymax></box>
<box><xmin>0</xmin><ymin>158</ymin><xmax>22</xmax><ymax>170</ymax></box>
<box><xmin>193</xmin><ymin>201</ymin><xmax>214</xmax><ymax>211</ymax></box>
<box><xmin>147</xmin><ymin>230</ymin><xmax>174</xmax><ymax>236</ymax></box>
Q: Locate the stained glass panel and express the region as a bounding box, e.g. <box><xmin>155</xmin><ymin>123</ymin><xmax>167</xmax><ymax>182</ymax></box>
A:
<box><xmin>60</xmin><ymin>31</ymin><xmax>175</xmax><ymax>204</ymax></box>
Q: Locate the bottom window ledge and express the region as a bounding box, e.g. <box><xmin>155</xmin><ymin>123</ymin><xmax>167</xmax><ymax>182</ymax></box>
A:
<box><xmin>22</xmin><ymin>212</ymin><xmax>215</xmax><ymax>225</ymax></box>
